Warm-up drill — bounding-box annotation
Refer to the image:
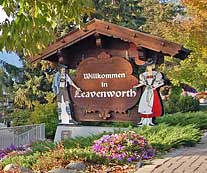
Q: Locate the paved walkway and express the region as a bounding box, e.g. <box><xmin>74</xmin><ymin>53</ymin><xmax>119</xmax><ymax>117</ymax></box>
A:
<box><xmin>136</xmin><ymin>132</ymin><xmax>207</xmax><ymax>173</ymax></box>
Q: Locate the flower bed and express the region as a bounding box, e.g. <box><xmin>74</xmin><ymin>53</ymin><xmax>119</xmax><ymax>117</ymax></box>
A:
<box><xmin>93</xmin><ymin>131</ymin><xmax>155</xmax><ymax>163</ymax></box>
<box><xmin>0</xmin><ymin>122</ymin><xmax>202</xmax><ymax>172</ymax></box>
<box><xmin>0</xmin><ymin>145</ymin><xmax>32</xmax><ymax>161</ymax></box>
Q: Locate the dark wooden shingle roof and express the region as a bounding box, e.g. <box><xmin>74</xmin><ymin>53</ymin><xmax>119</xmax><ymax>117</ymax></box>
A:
<box><xmin>30</xmin><ymin>18</ymin><xmax>190</xmax><ymax>62</ymax></box>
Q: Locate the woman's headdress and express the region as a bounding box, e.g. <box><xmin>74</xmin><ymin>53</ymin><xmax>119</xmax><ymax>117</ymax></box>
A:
<box><xmin>144</xmin><ymin>58</ymin><xmax>154</xmax><ymax>66</ymax></box>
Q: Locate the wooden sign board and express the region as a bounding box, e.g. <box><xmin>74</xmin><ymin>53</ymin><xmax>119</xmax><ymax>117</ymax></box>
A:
<box><xmin>70</xmin><ymin>52</ymin><xmax>141</xmax><ymax>122</ymax></box>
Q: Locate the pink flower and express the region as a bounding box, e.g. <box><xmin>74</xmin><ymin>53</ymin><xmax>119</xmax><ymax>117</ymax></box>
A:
<box><xmin>92</xmin><ymin>131</ymin><xmax>155</xmax><ymax>163</ymax></box>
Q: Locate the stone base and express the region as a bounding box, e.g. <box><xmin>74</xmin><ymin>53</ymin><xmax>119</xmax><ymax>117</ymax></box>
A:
<box><xmin>54</xmin><ymin>125</ymin><xmax>126</xmax><ymax>142</ymax></box>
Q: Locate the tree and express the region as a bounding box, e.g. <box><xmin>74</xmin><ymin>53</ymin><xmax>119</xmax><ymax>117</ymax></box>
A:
<box><xmin>7</xmin><ymin>60</ymin><xmax>57</xmax><ymax>134</ymax></box>
<box><xmin>0</xmin><ymin>0</ymin><xmax>94</xmax><ymax>129</ymax></box>
<box><xmin>158</xmin><ymin>0</ymin><xmax>207</xmax><ymax>91</ymax></box>
<box><xmin>0</xmin><ymin>60</ymin><xmax>20</xmax><ymax>114</ymax></box>
<box><xmin>10</xmin><ymin>0</ymin><xmax>186</xmax><ymax>109</ymax></box>
<box><xmin>92</xmin><ymin>0</ymin><xmax>182</xmax><ymax>32</ymax></box>
<box><xmin>93</xmin><ymin>0</ymin><xmax>189</xmax><ymax>89</ymax></box>
<box><xmin>13</xmin><ymin>60</ymin><xmax>54</xmax><ymax>109</ymax></box>
<box><xmin>0</xmin><ymin>0</ymin><xmax>94</xmax><ymax>56</ymax></box>
<box><xmin>30</xmin><ymin>101</ymin><xmax>57</xmax><ymax>138</ymax></box>
<box><xmin>93</xmin><ymin>0</ymin><xmax>145</xmax><ymax>30</ymax></box>
<box><xmin>139</xmin><ymin>0</ymin><xmax>185</xmax><ymax>36</ymax></box>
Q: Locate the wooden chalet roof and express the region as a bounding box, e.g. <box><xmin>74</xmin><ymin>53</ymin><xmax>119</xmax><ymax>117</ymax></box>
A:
<box><xmin>30</xmin><ymin>18</ymin><xmax>190</xmax><ymax>62</ymax></box>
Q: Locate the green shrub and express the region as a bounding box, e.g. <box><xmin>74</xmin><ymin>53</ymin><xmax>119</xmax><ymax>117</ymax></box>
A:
<box><xmin>0</xmin><ymin>152</ymin><xmax>41</xmax><ymax>170</ymax></box>
<box><xmin>63</xmin><ymin>132</ymin><xmax>110</xmax><ymax>149</ymax></box>
<box><xmin>133</xmin><ymin>124</ymin><xmax>201</xmax><ymax>153</ymax></box>
<box><xmin>32</xmin><ymin>144</ymin><xmax>66</xmax><ymax>172</ymax></box>
<box><xmin>5</xmin><ymin>102</ymin><xmax>58</xmax><ymax>139</ymax></box>
<box><xmin>157</xmin><ymin>111</ymin><xmax>207</xmax><ymax>130</ymax></box>
<box><xmin>31</xmin><ymin>140</ymin><xmax>56</xmax><ymax>153</ymax></box>
<box><xmin>30</xmin><ymin>102</ymin><xmax>58</xmax><ymax>138</ymax></box>
<box><xmin>32</xmin><ymin>143</ymin><xmax>106</xmax><ymax>172</ymax></box>
<box><xmin>5</xmin><ymin>109</ymin><xmax>31</xmax><ymax>126</ymax></box>
<box><xmin>64</xmin><ymin>148</ymin><xmax>106</xmax><ymax>163</ymax></box>
<box><xmin>199</xmin><ymin>105</ymin><xmax>207</xmax><ymax>111</ymax></box>
<box><xmin>0</xmin><ymin>117</ymin><xmax>202</xmax><ymax>172</ymax></box>
<box><xmin>63</xmin><ymin>124</ymin><xmax>201</xmax><ymax>154</ymax></box>
<box><xmin>163</xmin><ymin>87</ymin><xmax>200</xmax><ymax>114</ymax></box>
<box><xmin>178</xmin><ymin>96</ymin><xmax>200</xmax><ymax>112</ymax></box>
<box><xmin>0</xmin><ymin>140</ymin><xmax>56</xmax><ymax>170</ymax></box>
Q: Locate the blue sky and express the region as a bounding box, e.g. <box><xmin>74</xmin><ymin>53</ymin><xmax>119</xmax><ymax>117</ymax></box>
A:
<box><xmin>0</xmin><ymin>52</ymin><xmax>23</xmax><ymax>67</ymax></box>
<box><xmin>0</xmin><ymin>6</ymin><xmax>22</xmax><ymax>67</ymax></box>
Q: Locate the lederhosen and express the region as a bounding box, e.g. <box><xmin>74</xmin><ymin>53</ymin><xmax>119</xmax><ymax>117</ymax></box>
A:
<box><xmin>57</xmin><ymin>76</ymin><xmax>70</xmax><ymax>103</ymax></box>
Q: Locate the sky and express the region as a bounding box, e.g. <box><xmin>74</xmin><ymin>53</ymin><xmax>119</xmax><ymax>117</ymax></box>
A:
<box><xmin>0</xmin><ymin>52</ymin><xmax>23</xmax><ymax>67</ymax></box>
<box><xmin>0</xmin><ymin>6</ymin><xmax>23</xmax><ymax>67</ymax></box>
<box><xmin>0</xmin><ymin>6</ymin><xmax>8</xmax><ymax>23</ymax></box>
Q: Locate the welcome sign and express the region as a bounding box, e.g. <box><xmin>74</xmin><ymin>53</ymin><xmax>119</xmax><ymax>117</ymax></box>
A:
<box><xmin>71</xmin><ymin>52</ymin><xmax>140</xmax><ymax>120</ymax></box>
<box><xmin>75</xmin><ymin>72</ymin><xmax>136</xmax><ymax>98</ymax></box>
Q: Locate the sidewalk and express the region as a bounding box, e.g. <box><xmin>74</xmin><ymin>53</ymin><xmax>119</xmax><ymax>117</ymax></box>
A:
<box><xmin>136</xmin><ymin>132</ymin><xmax>207</xmax><ymax>173</ymax></box>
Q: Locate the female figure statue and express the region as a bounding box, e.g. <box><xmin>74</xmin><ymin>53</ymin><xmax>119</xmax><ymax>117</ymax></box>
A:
<box><xmin>134</xmin><ymin>59</ymin><xmax>164</xmax><ymax>126</ymax></box>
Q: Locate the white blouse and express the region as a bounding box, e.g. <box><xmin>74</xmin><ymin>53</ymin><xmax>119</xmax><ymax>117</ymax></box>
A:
<box><xmin>138</xmin><ymin>71</ymin><xmax>164</xmax><ymax>114</ymax></box>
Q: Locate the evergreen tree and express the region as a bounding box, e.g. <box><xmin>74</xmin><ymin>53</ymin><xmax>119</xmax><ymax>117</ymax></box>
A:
<box><xmin>13</xmin><ymin>60</ymin><xmax>54</xmax><ymax>109</ymax></box>
<box><xmin>92</xmin><ymin>0</ymin><xmax>145</xmax><ymax>30</ymax></box>
<box><xmin>0</xmin><ymin>60</ymin><xmax>20</xmax><ymax>115</ymax></box>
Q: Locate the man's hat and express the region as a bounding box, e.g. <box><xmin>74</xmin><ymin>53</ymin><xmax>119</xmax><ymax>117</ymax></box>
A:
<box><xmin>58</xmin><ymin>64</ymin><xmax>68</xmax><ymax>69</ymax></box>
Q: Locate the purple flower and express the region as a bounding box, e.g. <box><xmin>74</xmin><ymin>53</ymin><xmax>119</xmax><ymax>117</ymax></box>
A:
<box><xmin>9</xmin><ymin>145</ymin><xmax>17</xmax><ymax>151</ymax></box>
<box><xmin>92</xmin><ymin>131</ymin><xmax>155</xmax><ymax>163</ymax></box>
<box><xmin>127</xmin><ymin>157</ymin><xmax>133</xmax><ymax>162</ymax></box>
<box><xmin>0</xmin><ymin>144</ymin><xmax>32</xmax><ymax>160</ymax></box>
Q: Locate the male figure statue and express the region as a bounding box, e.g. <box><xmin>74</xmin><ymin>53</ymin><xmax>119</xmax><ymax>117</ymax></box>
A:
<box><xmin>52</xmin><ymin>64</ymin><xmax>81</xmax><ymax>124</ymax></box>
